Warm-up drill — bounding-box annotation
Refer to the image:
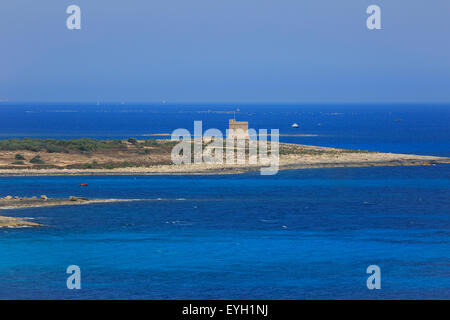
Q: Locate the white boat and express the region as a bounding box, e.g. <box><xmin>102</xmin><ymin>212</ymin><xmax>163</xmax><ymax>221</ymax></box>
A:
<box><xmin>291</xmin><ymin>123</ymin><xmax>299</xmax><ymax>128</ymax></box>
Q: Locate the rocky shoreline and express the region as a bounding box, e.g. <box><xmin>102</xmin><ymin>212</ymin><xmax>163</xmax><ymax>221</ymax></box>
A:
<box><xmin>0</xmin><ymin>156</ymin><xmax>447</xmax><ymax>176</ymax></box>
<box><xmin>0</xmin><ymin>196</ymin><xmax>134</xmax><ymax>228</ymax></box>
<box><xmin>0</xmin><ymin>216</ymin><xmax>41</xmax><ymax>228</ymax></box>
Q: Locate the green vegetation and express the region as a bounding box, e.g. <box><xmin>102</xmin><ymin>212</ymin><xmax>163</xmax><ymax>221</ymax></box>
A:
<box><xmin>127</xmin><ymin>137</ymin><xmax>137</xmax><ymax>145</ymax></box>
<box><xmin>278</xmin><ymin>145</ymin><xmax>375</xmax><ymax>156</ymax></box>
<box><xmin>29</xmin><ymin>154</ymin><xmax>45</xmax><ymax>164</ymax></box>
<box><xmin>0</xmin><ymin>138</ymin><xmax>126</xmax><ymax>153</ymax></box>
<box><xmin>137</xmin><ymin>149</ymin><xmax>151</xmax><ymax>155</ymax></box>
<box><xmin>143</xmin><ymin>139</ymin><xmax>159</xmax><ymax>147</ymax></box>
<box><xmin>15</xmin><ymin>153</ymin><xmax>25</xmax><ymax>160</ymax></box>
<box><xmin>66</xmin><ymin>161</ymin><xmax>163</xmax><ymax>170</ymax></box>
<box><xmin>0</xmin><ymin>138</ymin><xmax>176</xmax><ymax>154</ymax></box>
<box><xmin>12</xmin><ymin>160</ymin><xmax>25</xmax><ymax>165</ymax></box>
<box><xmin>133</xmin><ymin>139</ymin><xmax>177</xmax><ymax>153</ymax></box>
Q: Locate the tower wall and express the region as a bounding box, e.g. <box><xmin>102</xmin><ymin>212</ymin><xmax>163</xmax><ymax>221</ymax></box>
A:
<box><xmin>228</xmin><ymin>119</ymin><xmax>249</xmax><ymax>139</ymax></box>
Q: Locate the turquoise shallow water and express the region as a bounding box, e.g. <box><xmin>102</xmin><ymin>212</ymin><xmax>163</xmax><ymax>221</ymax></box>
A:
<box><xmin>1</xmin><ymin>165</ymin><xmax>449</xmax><ymax>299</ymax></box>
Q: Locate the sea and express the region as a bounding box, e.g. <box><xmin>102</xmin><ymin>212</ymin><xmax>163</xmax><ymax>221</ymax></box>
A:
<box><xmin>0</xmin><ymin>103</ymin><xmax>449</xmax><ymax>299</ymax></box>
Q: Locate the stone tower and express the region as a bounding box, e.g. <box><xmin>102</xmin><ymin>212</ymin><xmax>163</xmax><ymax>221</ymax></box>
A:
<box><xmin>228</xmin><ymin>119</ymin><xmax>249</xmax><ymax>139</ymax></box>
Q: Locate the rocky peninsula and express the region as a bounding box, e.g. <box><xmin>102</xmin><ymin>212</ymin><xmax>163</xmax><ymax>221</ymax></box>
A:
<box><xmin>0</xmin><ymin>195</ymin><xmax>133</xmax><ymax>228</ymax></box>
<box><xmin>0</xmin><ymin>138</ymin><xmax>448</xmax><ymax>176</ymax></box>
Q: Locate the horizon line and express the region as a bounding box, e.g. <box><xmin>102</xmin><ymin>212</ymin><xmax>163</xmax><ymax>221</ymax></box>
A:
<box><xmin>1</xmin><ymin>101</ymin><xmax>450</xmax><ymax>106</ymax></box>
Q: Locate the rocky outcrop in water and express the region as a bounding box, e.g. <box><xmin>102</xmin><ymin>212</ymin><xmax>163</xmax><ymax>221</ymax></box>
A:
<box><xmin>0</xmin><ymin>196</ymin><xmax>133</xmax><ymax>228</ymax></box>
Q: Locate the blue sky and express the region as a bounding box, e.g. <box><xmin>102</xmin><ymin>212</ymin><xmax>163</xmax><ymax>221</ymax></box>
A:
<box><xmin>0</xmin><ymin>0</ymin><xmax>449</xmax><ymax>103</ymax></box>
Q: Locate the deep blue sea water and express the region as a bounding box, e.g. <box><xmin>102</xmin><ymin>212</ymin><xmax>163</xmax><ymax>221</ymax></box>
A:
<box><xmin>0</xmin><ymin>103</ymin><xmax>449</xmax><ymax>156</ymax></box>
<box><xmin>0</xmin><ymin>104</ymin><xmax>449</xmax><ymax>299</ymax></box>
